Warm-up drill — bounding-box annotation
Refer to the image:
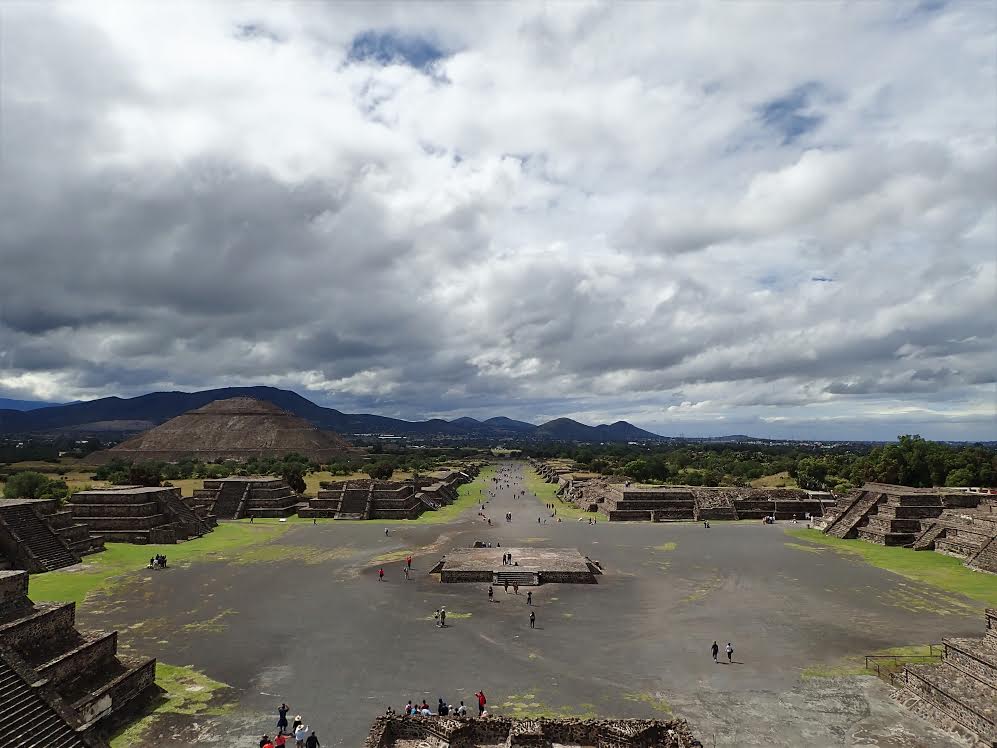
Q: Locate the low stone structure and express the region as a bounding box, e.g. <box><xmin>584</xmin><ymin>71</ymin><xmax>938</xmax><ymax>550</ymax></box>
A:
<box><xmin>299</xmin><ymin>466</ymin><xmax>480</xmax><ymax>520</ymax></box>
<box><xmin>894</xmin><ymin>608</ymin><xmax>997</xmax><ymax>746</ymax></box>
<box><xmin>433</xmin><ymin>547</ymin><xmax>601</xmax><ymax>585</ymax></box>
<box><xmin>68</xmin><ymin>485</ymin><xmax>216</xmax><ymax>544</ymax></box>
<box><xmin>363</xmin><ymin>715</ymin><xmax>702</xmax><ymax>747</ymax></box>
<box><xmin>193</xmin><ymin>476</ymin><xmax>302</xmax><ymax>519</ymax></box>
<box><xmin>0</xmin><ymin>498</ymin><xmax>103</xmax><ymax>573</ymax></box>
<box><xmin>816</xmin><ymin>483</ymin><xmax>997</xmax><ymax>573</ymax></box>
<box><xmin>0</xmin><ymin>570</ymin><xmax>159</xmax><ymax>747</ymax></box>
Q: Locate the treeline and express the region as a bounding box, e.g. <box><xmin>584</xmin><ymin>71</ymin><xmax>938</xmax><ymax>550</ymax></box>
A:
<box><xmin>520</xmin><ymin>436</ymin><xmax>996</xmax><ymax>491</ymax></box>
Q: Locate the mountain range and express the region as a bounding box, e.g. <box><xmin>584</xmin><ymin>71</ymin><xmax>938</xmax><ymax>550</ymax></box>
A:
<box><xmin>0</xmin><ymin>386</ymin><xmax>666</xmax><ymax>442</ymax></box>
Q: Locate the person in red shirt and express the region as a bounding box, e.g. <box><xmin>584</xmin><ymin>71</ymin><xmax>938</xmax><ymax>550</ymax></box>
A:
<box><xmin>378</xmin><ymin>568</ymin><xmax>384</xmax><ymax>581</ymax></box>
<box><xmin>475</xmin><ymin>690</ymin><xmax>486</xmax><ymax>716</ymax></box>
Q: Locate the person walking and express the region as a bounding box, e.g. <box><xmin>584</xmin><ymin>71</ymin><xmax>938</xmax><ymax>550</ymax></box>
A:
<box><xmin>277</xmin><ymin>703</ymin><xmax>290</xmax><ymax>735</ymax></box>
<box><xmin>726</xmin><ymin>642</ymin><xmax>734</xmax><ymax>663</ymax></box>
<box><xmin>711</xmin><ymin>641</ymin><xmax>719</xmax><ymax>662</ymax></box>
<box><xmin>294</xmin><ymin>724</ymin><xmax>308</xmax><ymax>748</ymax></box>
<box><xmin>403</xmin><ymin>566</ymin><xmax>409</xmax><ymax>580</ymax></box>
<box><xmin>526</xmin><ymin>591</ymin><xmax>532</xmax><ymax>605</ymax></box>
<box><xmin>305</xmin><ymin>732</ymin><xmax>320</xmax><ymax>748</ymax></box>
<box><xmin>407</xmin><ymin>556</ymin><xmax>412</xmax><ymax>569</ymax></box>
<box><xmin>529</xmin><ymin>610</ymin><xmax>536</xmax><ymax>629</ymax></box>
<box><xmin>439</xmin><ymin>607</ymin><xmax>446</xmax><ymax>628</ymax></box>
<box><xmin>378</xmin><ymin>568</ymin><xmax>384</xmax><ymax>582</ymax></box>
<box><xmin>488</xmin><ymin>585</ymin><xmax>494</xmax><ymax>600</ymax></box>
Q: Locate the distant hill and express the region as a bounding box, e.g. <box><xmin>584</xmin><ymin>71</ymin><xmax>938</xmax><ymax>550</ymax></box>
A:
<box><xmin>0</xmin><ymin>398</ymin><xmax>65</xmax><ymax>411</ymax></box>
<box><xmin>0</xmin><ymin>385</ymin><xmax>667</xmax><ymax>443</ymax></box>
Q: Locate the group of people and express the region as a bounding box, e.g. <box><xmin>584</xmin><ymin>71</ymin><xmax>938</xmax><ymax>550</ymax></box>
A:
<box><xmin>259</xmin><ymin>703</ymin><xmax>320</xmax><ymax>748</ymax></box>
<box><xmin>394</xmin><ymin>690</ymin><xmax>489</xmax><ymax>718</ymax></box>
<box><xmin>147</xmin><ymin>553</ymin><xmax>168</xmax><ymax>569</ymax></box>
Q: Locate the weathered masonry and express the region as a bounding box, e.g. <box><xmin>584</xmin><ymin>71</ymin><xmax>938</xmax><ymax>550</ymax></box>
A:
<box><xmin>68</xmin><ymin>485</ymin><xmax>215</xmax><ymax>544</ymax></box>
<box><xmin>0</xmin><ymin>498</ymin><xmax>103</xmax><ymax>573</ymax></box>
<box><xmin>0</xmin><ymin>570</ymin><xmax>159</xmax><ymax>748</ymax></box>
<box><xmin>193</xmin><ymin>476</ymin><xmax>302</xmax><ymax>519</ymax></box>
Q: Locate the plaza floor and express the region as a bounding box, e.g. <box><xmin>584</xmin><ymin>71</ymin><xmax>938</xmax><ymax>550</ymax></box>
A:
<box><xmin>73</xmin><ymin>462</ymin><xmax>987</xmax><ymax>747</ymax></box>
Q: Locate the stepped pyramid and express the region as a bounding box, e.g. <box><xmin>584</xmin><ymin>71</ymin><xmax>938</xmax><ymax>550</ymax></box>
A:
<box><xmin>92</xmin><ymin>397</ymin><xmax>353</xmax><ymax>463</ymax></box>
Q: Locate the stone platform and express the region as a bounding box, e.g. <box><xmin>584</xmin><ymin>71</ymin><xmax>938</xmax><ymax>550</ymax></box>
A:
<box><xmin>364</xmin><ymin>716</ymin><xmax>701</xmax><ymax>747</ymax></box>
<box><xmin>435</xmin><ymin>547</ymin><xmax>600</xmax><ymax>585</ymax></box>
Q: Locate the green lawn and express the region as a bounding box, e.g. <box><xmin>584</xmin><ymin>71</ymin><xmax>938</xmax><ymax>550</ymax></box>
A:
<box><xmin>28</xmin><ymin>522</ymin><xmax>291</xmax><ymax>605</ymax></box>
<box><xmin>786</xmin><ymin>528</ymin><xmax>997</xmax><ymax>608</ymax></box>
<box><xmin>524</xmin><ymin>469</ymin><xmax>597</xmax><ymax>521</ymax></box>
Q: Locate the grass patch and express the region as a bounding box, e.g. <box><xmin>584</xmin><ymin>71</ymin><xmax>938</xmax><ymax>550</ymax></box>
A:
<box><xmin>653</xmin><ymin>542</ymin><xmax>677</xmax><ymax>552</ymax></box>
<box><xmin>181</xmin><ymin>609</ymin><xmax>236</xmax><ymax>634</ymax></box>
<box><xmin>625</xmin><ymin>691</ymin><xmax>672</xmax><ymax>715</ymax></box>
<box><xmin>110</xmin><ymin>662</ymin><xmax>234</xmax><ymax>747</ymax></box>
<box><xmin>751</xmin><ymin>471</ymin><xmax>798</xmax><ymax>488</ymax></box>
<box><xmin>497</xmin><ymin>692</ymin><xmax>597</xmax><ymax>720</ymax></box>
<box><xmin>29</xmin><ymin>522</ymin><xmax>290</xmax><ymax>605</ymax></box>
<box><xmin>802</xmin><ymin>644</ymin><xmax>940</xmax><ymax>679</ymax></box>
<box><xmin>524</xmin><ymin>469</ymin><xmax>596</xmax><ymax>521</ymax></box>
<box><xmin>421</xmin><ymin>611</ymin><xmax>473</xmax><ymax>620</ymax></box>
<box><xmin>786</xmin><ymin>529</ymin><xmax>997</xmax><ymax>608</ymax></box>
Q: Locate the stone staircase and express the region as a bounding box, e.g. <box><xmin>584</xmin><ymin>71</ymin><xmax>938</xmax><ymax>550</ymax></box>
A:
<box><xmin>160</xmin><ymin>493</ymin><xmax>211</xmax><ymax>539</ymax></box>
<box><xmin>894</xmin><ymin>608</ymin><xmax>997</xmax><ymax>746</ymax></box>
<box><xmin>912</xmin><ymin>521</ymin><xmax>946</xmax><ymax>551</ymax></box>
<box><xmin>0</xmin><ymin>502</ymin><xmax>81</xmax><ymax>572</ymax></box>
<box><xmin>824</xmin><ymin>489</ymin><xmax>884</xmax><ymax>538</ymax></box>
<box><xmin>0</xmin><ymin>570</ymin><xmax>158</xmax><ymax>740</ymax></box>
<box><xmin>0</xmin><ymin>650</ymin><xmax>92</xmax><ymax>748</ymax></box>
<box><xmin>494</xmin><ymin>570</ymin><xmax>539</xmax><ymax>586</ymax></box>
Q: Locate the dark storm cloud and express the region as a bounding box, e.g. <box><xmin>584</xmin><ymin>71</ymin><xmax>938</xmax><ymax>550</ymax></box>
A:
<box><xmin>0</xmin><ymin>2</ymin><xmax>994</xmax><ymax>439</ymax></box>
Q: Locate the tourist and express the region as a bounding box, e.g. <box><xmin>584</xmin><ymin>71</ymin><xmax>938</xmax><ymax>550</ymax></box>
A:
<box><xmin>378</xmin><ymin>568</ymin><xmax>384</xmax><ymax>581</ymax></box>
<box><xmin>260</xmin><ymin>736</ymin><xmax>272</xmax><ymax>748</ymax></box>
<box><xmin>504</xmin><ymin>581</ymin><xmax>509</xmax><ymax>593</ymax></box>
<box><xmin>275</xmin><ymin>733</ymin><xmax>288</xmax><ymax>747</ymax></box>
<box><xmin>527</xmin><ymin>591</ymin><xmax>532</xmax><ymax>605</ymax></box>
<box><xmin>475</xmin><ymin>690</ymin><xmax>487</xmax><ymax>715</ymax></box>
<box><xmin>305</xmin><ymin>732</ymin><xmax>320</xmax><ymax>748</ymax></box>
<box><xmin>726</xmin><ymin>642</ymin><xmax>734</xmax><ymax>663</ymax></box>
<box><xmin>407</xmin><ymin>556</ymin><xmax>412</xmax><ymax>569</ymax></box>
<box><xmin>294</xmin><ymin>724</ymin><xmax>308</xmax><ymax>748</ymax></box>
<box><xmin>488</xmin><ymin>585</ymin><xmax>494</xmax><ymax>600</ymax></box>
<box><xmin>403</xmin><ymin>567</ymin><xmax>409</xmax><ymax>580</ymax></box>
<box><xmin>457</xmin><ymin>701</ymin><xmax>467</xmax><ymax>716</ymax></box>
<box><xmin>513</xmin><ymin>584</ymin><xmax>519</xmax><ymax>594</ymax></box>
<box><xmin>292</xmin><ymin>715</ymin><xmax>303</xmax><ymax>733</ymax></box>
<box><xmin>438</xmin><ymin>698</ymin><xmax>448</xmax><ymax>715</ymax></box>
<box><xmin>529</xmin><ymin>610</ymin><xmax>536</xmax><ymax>628</ymax></box>
<box><xmin>405</xmin><ymin>700</ymin><xmax>413</xmax><ymax>715</ymax></box>
<box><xmin>385</xmin><ymin>527</ymin><xmax>389</xmax><ymax>535</ymax></box>
<box><xmin>312</xmin><ymin>518</ymin><xmax>316</xmax><ymax>525</ymax></box>
<box><xmin>277</xmin><ymin>703</ymin><xmax>290</xmax><ymax>735</ymax></box>
<box><xmin>711</xmin><ymin>641</ymin><xmax>719</xmax><ymax>662</ymax></box>
<box><xmin>440</xmin><ymin>606</ymin><xmax>447</xmax><ymax>627</ymax></box>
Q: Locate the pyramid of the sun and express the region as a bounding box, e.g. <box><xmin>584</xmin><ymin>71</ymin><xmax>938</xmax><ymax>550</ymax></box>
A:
<box><xmin>93</xmin><ymin>397</ymin><xmax>353</xmax><ymax>463</ymax></box>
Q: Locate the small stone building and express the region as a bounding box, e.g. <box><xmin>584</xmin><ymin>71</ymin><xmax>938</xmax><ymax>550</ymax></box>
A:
<box><xmin>68</xmin><ymin>485</ymin><xmax>215</xmax><ymax>544</ymax></box>
<box><xmin>192</xmin><ymin>476</ymin><xmax>302</xmax><ymax>519</ymax></box>
<box><xmin>0</xmin><ymin>570</ymin><xmax>159</xmax><ymax>747</ymax></box>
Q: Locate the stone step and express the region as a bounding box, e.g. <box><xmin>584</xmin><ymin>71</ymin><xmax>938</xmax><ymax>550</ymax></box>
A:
<box><xmin>904</xmin><ymin>662</ymin><xmax>995</xmax><ymax>737</ymax></box>
<box><xmin>0</xmin><ymin>504</ymin><xmax>80</xmax><ymax>571</ymax></box>
<box><xmin>0</xmin><ymin>651</ymin><xmax>89</xmax><ymax>748</ymax></box>
<box><xmin>494</xmin><ymin>571</ymin><xmax>539</xmax><ymax>586</ymax></box>
<box><xmin>945</xmin><ymin>638</ymin><xmax>997</xmax><ymax>687</ymax></box>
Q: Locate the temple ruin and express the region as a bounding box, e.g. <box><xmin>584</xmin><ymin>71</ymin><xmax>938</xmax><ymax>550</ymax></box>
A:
<box><xmin>67</xmin><ymin>485</ymin><xmax>216</xmax><ymax>544</ymax></box>
<box><xmin>532</xmin><ymin>460</ymin><xmax>833</xmax><ymax>522</ymax></box>
<box><xmin>299</xmin><ymin>466</ymin><xmax>480</xmax><ymax>520</ymax></box>
<box><xmin>432</xmin><ymin>547</ymin><xmax>601</xmax><ymax>585</ymax></box>
<box><xmin>815</xmin><ymin>483</ymin><xmax>997</xmax><ymax>573</ymax></box>
<box><xmin>90</xmin><ymin>396</ymin><xmax>354</xmax><ymax>464</ymax></box>
<box><xmin>193</xmin><ymin>476</ymin><xmax>302</xmax><ymax>519</ymax></box>
<box><xmin>894</xmin><ymin>608</ymin><xmax>997</xmax><ymax>746</ymax></box>
<box><xmin>0</xmin><ymin>498</ymin><xmax>103</xmax><ymax>573</ymax></box>
<box><xmin>363</xmin><ymin>715</ymin><xmax>702</xmax><ymax>747</ymax></box>
<box><xmin>0</xmin><ymin>570</ymin><xmax>158</xmax><ymax>748</ymax></box>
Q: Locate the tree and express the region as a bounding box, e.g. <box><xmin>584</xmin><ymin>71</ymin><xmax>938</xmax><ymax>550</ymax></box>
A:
<box><xmin>795</xmin><ymin>458</ymin><xmax>830</xmax><ymax>491</ymax></box>
<box><xmin>366</xmin><ymin>462</ymin><xmax>394</xmax><ymax>480</ymax></box>
<box><xmin>4</xmin><ymin>471</ymin><xmax>51</xmax><ymax>499</ymax></box>
<box><xmin>282</xmin><ymin>464</ymin><xmax>307</xmax><ymax>494</ymax></box>
<box><xmin>128</xmin><ymin>462</ymin><xmax>162</xmax><ymax>487</ymax></box>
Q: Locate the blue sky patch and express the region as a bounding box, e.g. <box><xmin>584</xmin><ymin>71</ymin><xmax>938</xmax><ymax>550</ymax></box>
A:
<box><xmin>348</xmin><ymin>30</ymin><xmax>446</xmax><ymax>69</ymax></box>
<box><xmin>757</xmin><ymin>82</ymin><xmax>825</xmax><ymax>143</ymax></box>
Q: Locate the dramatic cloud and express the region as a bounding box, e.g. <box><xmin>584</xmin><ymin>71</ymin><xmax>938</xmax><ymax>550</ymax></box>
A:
<box><xmin>0</xmin><ymin>2</ymin><xmax>994</xmax><ymax>440</ymax></box>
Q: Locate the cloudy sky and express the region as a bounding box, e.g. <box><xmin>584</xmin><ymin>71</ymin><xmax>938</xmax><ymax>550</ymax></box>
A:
<box><xmin>1</xmin><ymin>2</ymin><xmax>995</xmax><ymax>440</ymax></box>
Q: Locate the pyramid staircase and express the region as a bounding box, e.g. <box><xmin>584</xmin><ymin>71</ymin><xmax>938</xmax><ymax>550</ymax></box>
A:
<box><xmin>0</xmin><ymin>502</ymin><xmax>81</xmax><ymax>572</ymax></box>
<box><xmin>494</xmin><ymin>570</ymin><xmax>539</xmax><ymax>587</ymax></box>
<box><xmin>823</xmin><ymin>489</ymin><xmax>885</xmax><ymax>538</ymax></box>
<box><xmin>0</xmin><ymin>570</ymin><xmax>157</xmax><ymax>743</ymax></box>
<box><xmin>0</xmin><ymin>649</ymin><xmax>93</xmax><ymax>748</ymax></box>
<box><xmin>894</xmin><ymin>608</ymin><xmax>997</xmax><ymax>747</ymax></box>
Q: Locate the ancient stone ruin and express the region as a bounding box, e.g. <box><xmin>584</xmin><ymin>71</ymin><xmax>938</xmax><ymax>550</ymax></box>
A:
<box><xmin>0</xmin><ymin>498</ymin><xmax>103</xmax><ymax>573</ymax></box>
<box><xmin>90</xmin><ymin>396</ymin><xmax>354</xmax><ymax>464</ymax></box>
<box><xmin>363</xmin><ymin>715</ymin><xmax>702</xmax><ymax>747</ymax></box>
<box><xmin>193</xmin><ymin>476</ymin><xmax>302</xmax><ymax>519</ymax></box>
<box><xmin>299</xmin><ymin>466</ymin><xmax>480</xmax><ymax>520</ymax></box>
<box><xmin>815</xmin><ymin>483</ymin><xmax>997</xmax><ymax>573</ymax></box>
<box><xmin>68</xmin><ymin>485</ymin><xmax>216</xmax><ymax>544</ymax></box>
<box><xmin>433</xmin><ymin>547</ymin><xmax>601</xmax><ymax>585</ymax></box>
<box><xmin>532</xmin><ymin>460</ymin><xmax>833</xmax><ymax>522</ymax></box>
<box><xmin>894</xmin><ymin>608</ymin><xmax>997</xmax><ymax>746</ymax></box>
<box><xmin>0</xmin><ymin>570</ymin><xmax>159</xmax><ymax>748</ymax></box>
